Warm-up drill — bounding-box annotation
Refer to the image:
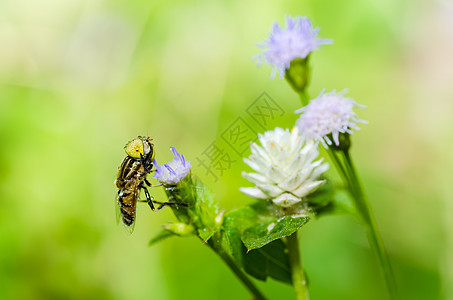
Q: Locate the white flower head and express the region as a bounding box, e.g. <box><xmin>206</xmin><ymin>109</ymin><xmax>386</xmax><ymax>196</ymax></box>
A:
<box><xmin>295</xmin><ymin>90</ymin><xmax>368</xmax><ymax>149</ymax></box>
<box><xmin>240</xmin><ymin>127</ymin><xmax>329</xmax><ymax>207</ymax></box>
<box><xmin>254</xmin><ymin>16</ymin><xmax>332</xmax><ymax>79</ymax></box>
<box><xmin>153</xmin><ymin>147</ymin><xmax>192</xmax><ymax>185</ymax></box>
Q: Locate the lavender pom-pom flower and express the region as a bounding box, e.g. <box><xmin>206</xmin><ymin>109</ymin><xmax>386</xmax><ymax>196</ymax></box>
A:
<box><xmin>153</xmin><ymin>147</ymin><xmax>192</xmax><ymax>185</ymax></box>
<box><xmin>254</xmin><ymin>16</ymin><xmax>332</xmax><ymax>79</ymax></box>
<box><xmin>295</xmin><ymin>90</ymin><xmax>367</xmax><ymax>148</ymax></box>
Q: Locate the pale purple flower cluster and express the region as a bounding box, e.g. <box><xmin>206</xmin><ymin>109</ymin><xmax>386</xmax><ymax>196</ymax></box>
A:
<box><xmin>295</xmin><ymin>90</ymin><xmax>367</xmax><ymax>148</ymax></box>
<box><xmin>255</xmin><ymin>16</ymin><xmax>332</xmax><ymax>79</ymax></box>
<box><xmin>153</xmin><ymin>147</ymin><xmax>192</xmax><ymax>185</ymax></box>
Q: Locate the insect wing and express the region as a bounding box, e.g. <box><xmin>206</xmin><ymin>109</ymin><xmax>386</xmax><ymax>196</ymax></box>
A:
<box><xmin>114</xmin><ymin>188</ymin><xmax>122</xmax><ymax>224</ymax></box>
<box><xmin>115</xmin><ymin>156</ymin><xmax>139</xmax><ymax>233</ymax></box>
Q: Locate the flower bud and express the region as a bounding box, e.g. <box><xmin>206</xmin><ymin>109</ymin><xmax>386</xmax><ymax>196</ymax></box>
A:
<box><xmin>328</xmin><ymin>132</ymin><xmax>351</xmax><ymax>152</ymax></box>
<box><xmin>162</xmin><ymin>223</ymin><xmax>195</xmax><ymax>236</ymax></box>
<box><xmin>285</xmin><ymin>57</ymin><xmax>310</xmax><ymax>93</ymax></box>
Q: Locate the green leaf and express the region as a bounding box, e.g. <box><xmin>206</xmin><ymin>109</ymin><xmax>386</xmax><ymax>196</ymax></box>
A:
<box><xmin>222</xmin><ymin>207</ymin><xmax>258</xmax><ymax>267</ymax></box>
<box><xmin>165</xmin><ymin>176</ymin><xmax>221</xmax><ymax>242</ymax></box>
<box><xmin>242</xmin><ymin>215</ymin><xmax>310</xmax><ymax>250</ymax></box>
<box><xmin>222</xmin><ymin>205</ymin><xmax>295</xmax><ymax>285</ymax></box>
<box><xmin>243</xmin><ymin>239</ymin><xmax>292</xmax><ymax>284</ymax></box>
<box><xmin>198</xmin><ymin>228</ymin><xmax>216</xmax><ymax>242</ymax></box>
<box><xmin>148</xmin><ymin>230</ymin><xmax>174</xmax><ymax>246</ymax></box>
<box><xmin>224</xmin><ymin>206</ymin><xmax>259</xmax><ymax>231</ymax></box>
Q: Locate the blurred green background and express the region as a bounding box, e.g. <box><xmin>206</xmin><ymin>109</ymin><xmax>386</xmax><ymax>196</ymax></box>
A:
<box><xmin>0</xmin><ymin>0</ymin><xmax>452</xmax><ymax>299</ymax></box>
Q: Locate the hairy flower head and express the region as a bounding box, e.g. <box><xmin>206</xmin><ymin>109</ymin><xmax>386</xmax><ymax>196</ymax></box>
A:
<box><xmin>254</xmin><ymin>16</ymin><xmax>332</xmax><ymax>79</ymax></box>
<box><xmin>295</xmin><ymin>90</ymin><xmax>367</xmax><ymax>148</ymax></box>
<box><xmin>153</xmin><ymin>147</ymin><xmax>191</xmax><ymax>185</ymax></box>
<box><xmin>240</xmin><ymin>127</ymin><xmax>328</xmax><ymax>207</ymax></box>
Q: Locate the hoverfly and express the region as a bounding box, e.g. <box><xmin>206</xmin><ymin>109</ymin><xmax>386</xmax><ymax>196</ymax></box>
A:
<box><xmin>115</xmin><ymin>136</ymin><xmax>178</xmax><ymax>230</ymax></box>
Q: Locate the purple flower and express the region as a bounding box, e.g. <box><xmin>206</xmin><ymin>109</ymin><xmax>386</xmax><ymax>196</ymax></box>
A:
<box><xmin>153</xmin><ymin>147</ymin><xmax>192</xmax><ymax>184</ymax></box>
<box><xmin>254</xmin><ymin>16</ymin><xmax>332</xmax><ymax>79</ymax></box>
<box><xmin>295</xmin><ymin>90</ymin><xmax>367</xmax><ymax>148</ymax></box>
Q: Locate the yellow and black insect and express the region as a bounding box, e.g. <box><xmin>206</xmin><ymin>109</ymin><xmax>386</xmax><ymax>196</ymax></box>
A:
<box><xmin>115</xmin><ymin>136</ymin><xmax>156</xmax><ymax>229</ymax></box>
<box><xmin>116</xmin><ymin>136</ymin><xmax>180</xmax><ymax>230</ymax></box>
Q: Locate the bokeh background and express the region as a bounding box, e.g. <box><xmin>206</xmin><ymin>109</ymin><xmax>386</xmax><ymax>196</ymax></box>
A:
<box><xmin>1</xmin><ymin>0</ymin><xmax>452</xmax><ymax>299</ymax></box>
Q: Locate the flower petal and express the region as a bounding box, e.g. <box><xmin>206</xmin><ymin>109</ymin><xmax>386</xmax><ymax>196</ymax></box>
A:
<box><xmin>239</xmin><ymin>187</ymin><xmax>268</xmax><ymax>199</ymax></box>
<box><xmin>153</xmin><ymin>148</ymin><xmax>191</xmax><ymax>184</ymax></box>
<box><xmin>292</xmin><ymin>180</ymin><xmax>326</xmax><ymax>198</ymax></box>
<box><xmin>258</xmin><ymin>184</ymin><xmax>284</xmax><ymax>198</ymax></box>
<box><xmin>241</xmin><ymin>172</ymin><xmax>269</xmax><ymax>185</ymax></box>
<box><xmin>272</xmin><ymin>193</ymin><xmax>301</xmax><ymax>207</ymax></box>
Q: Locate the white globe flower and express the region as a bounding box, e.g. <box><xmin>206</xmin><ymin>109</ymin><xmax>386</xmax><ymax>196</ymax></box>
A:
<box><xmin>240</xmin><ymin>127</ymin><xmax>329</xmax><ymax>207</ymax></box>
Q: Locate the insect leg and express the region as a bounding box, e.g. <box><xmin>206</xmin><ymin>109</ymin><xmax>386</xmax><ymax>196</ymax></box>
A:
<box><xmin>140</xmin><ymin>183</ymin><xmax>156</xmax><ymax>211</ymax></box>
<box><xmin>144</xmin><ymin>178</ymin><xmax>163</xmax><ymax>187</ymax></box>
<box><xmin>138</xmin><ymin>182</ymin><xmax>187</xmax><ymax>211</ymax></box>
<box><xmin>152</xmin><ymin>200</ymin><xmax>188</xmax><ymax>211</ymax></box>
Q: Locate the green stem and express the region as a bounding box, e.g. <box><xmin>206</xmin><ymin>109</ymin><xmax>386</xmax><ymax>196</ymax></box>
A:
<box><xmin>208</xmin><ymin>235</ymin><xmax>268</xmax><ymax>300</ymax></box>
<box><xmin>298</xmin><ymin>90</ymin><xmax>309</xmax><ymax>106</ymax></box>
<box><xmin>342</xmin><ymin>150</ymin><xmax>398</xmax><ymax>299</ymax></box>
<box><xmin>287</xmin><ymin>232</ymin><xmax>310</xmax><ymax>300</ymax></box>
<box><xmin>325</xmin><ymin>148</ymin><xmax>351</xmax><ymax>186</ymax></box>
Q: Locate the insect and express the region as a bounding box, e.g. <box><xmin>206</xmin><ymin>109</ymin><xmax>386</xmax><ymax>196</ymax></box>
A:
<box><xmin>115</xmin><ymin>136</ymin><xmax>178</xmax><ymax>230</ymax></box>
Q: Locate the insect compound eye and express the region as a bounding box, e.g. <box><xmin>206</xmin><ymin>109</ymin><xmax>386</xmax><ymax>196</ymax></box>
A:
<box><xmin>141</xmin><ymin>137</ymin><xmax>154</xmax><ymax>158</ymax></box>
<box><xmin>150</xmin><ymin>147</ymin><xmax>155</xmax><ymax>161</ymax></box>
<box><xmin>125</xmin><ymin>138</ymin><xmax>144</xmax><ymax>158</ymax></box>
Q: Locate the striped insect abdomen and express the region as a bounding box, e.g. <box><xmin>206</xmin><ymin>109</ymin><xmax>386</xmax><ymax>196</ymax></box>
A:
<box><xmin>117</xmin><ymin>183</ymin><xmax>139</xmax><ymax>226</ymax></box>
<box><xmin>116</xmin><ymin>157</ymin><xmax>145</xmax><ymax>227</ymax></box>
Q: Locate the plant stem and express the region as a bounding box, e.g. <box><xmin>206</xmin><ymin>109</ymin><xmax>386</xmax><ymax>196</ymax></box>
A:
<box><xmin>325</xmin><ymin>148</ymin><xmax>351</xmax><ymax>186</ymax></box>
<box><xmin>298</xmin><ymin>90</ymin><xmax>309</xmax><ymax>106</ymax></box>
<box><xmin>208</xmin><ymin>235</ymin><xmax>268</xmax><ymax>300</ymax></box>
<box><xmin>342</xmin><ymin>150</ymin><xmax>398</xmax><ymax>299</ymax></box>
<box><xmin>287</xmin><ymin>232</ymin><xmax>309</xmax><ymax>300</ymax></box>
